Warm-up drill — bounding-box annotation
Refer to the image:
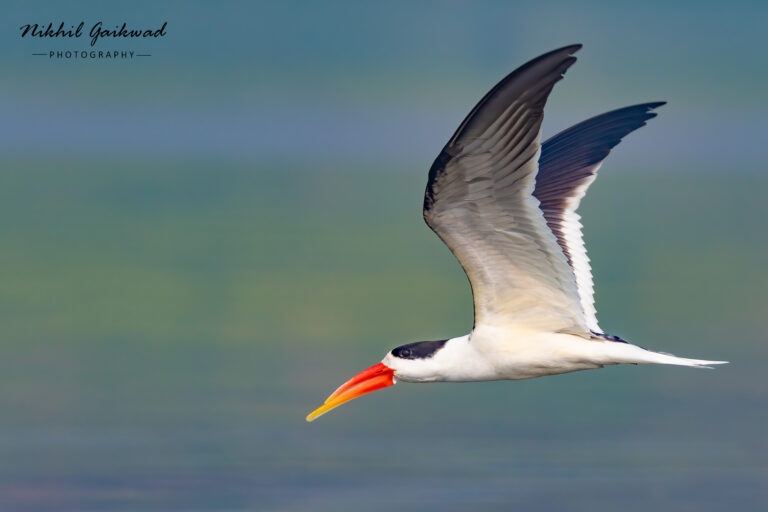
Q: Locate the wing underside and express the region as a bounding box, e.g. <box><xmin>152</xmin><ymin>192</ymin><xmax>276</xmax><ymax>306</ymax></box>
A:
<box><xmin>535</xmin><ymin>102</ymin><xmax>665</xmax><ymax>331</ymax></box>
<box><xmin>423</xmin><ymin>44</ymin><xmax>664</xmax><ymax>337</ymax></box>
<box><xmin>423</xmin><ymin>45</ymin><xmax>589</xmax><ymax>334</ymax></box>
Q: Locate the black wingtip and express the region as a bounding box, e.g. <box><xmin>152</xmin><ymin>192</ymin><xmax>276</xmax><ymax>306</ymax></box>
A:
<box><xmin>643</xmin><ymin>102</ymin><xmax>666</xmax><ymax>120</ymax></box>
<box><xmin>545</xmin><ymin>43</ymin><xmax>583</xmax><ymax>55</ymax></box>
<box><xmin>562</xmin><ymin>43</ymin><xmax>583</xmax><ymax>53</ymax></box>
<box><xmin>621</xmin><ymin>101</ymin><xmax>666</xmax><ymax>111</ymax></box>
<box><xmin>537</xmin><ymin>100</ymin><xmax>669</xmax><ymax>188</ymax></box>
<box><xmin>527</xmin><ymin>44</ymin><xmax>582</xmax><ymax>73</ymax></box>
<box><xmin>531</xmin><ymin>44</ymin><xmax>582</xmax><ymax>67</ymax></box>
<box><xmin>598</xmin><ymin>101</ymin><xmax>667</xmax><ymax>120</ymax></box>
<box><xmin>445</xmin><ymin>44</ymin><xmax>584</xmax><ymax>148</ymax></box>
<box><xmin>629</xmin><ymin>101</ymin><xmax>667</xmax><ymax>120</ymax></box>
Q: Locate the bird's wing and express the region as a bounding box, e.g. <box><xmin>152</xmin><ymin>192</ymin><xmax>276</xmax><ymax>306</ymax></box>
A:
<box><xmin>423</xmin><ymin>45</ymin><xmax>588</xmax><ymax>334</ymax></box>
<box><xmin>534</xmin><ymin>102</ymin><xmax>665</xmax><ymax>332</ymax></box>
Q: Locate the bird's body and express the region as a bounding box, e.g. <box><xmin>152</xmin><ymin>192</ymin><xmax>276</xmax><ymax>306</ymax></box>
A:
<box><xmin>383</xmin><ymin>330</ymin><xmax>605</xmax><ymax>384</ymax></box>
<box><xmin>306</xmin><ymin>44</ymin><xmax>726</xmax><ymax>422</ymax></box>
<box><xmin>385</xmin><ymin>329</ymin><xmax>720</xmax><ymax>385</ymax></box>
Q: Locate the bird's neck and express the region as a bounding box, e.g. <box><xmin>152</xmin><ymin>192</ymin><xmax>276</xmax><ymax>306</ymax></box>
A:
<box><xmin>428</xmin><ymin>335</ymin><xmax>498</xmax><ymax>382</ymax></box>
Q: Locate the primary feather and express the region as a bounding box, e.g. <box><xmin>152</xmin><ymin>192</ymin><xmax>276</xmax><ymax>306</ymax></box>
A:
<box><xmin>535</xmin><ymin>102</ymin><xmax>666</xmax><ymax>331</ymax></box>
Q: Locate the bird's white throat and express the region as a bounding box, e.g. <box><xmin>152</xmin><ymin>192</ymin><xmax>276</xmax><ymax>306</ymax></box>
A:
<box><xmin>382</xmin><ymin>335</ymin><xmax>497</xmax><ymax>383</ymax></box>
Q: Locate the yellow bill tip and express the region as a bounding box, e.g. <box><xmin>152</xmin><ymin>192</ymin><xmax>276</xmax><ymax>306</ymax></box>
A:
<box><xmin>305</xmin><ymin>362</ymin><xmax>395</xmax><ymax>423</ymax></box>
<box><xmin>305</xmin><ymin>402</ymin><xmax>337</xmax><ymax>422</ymax></box>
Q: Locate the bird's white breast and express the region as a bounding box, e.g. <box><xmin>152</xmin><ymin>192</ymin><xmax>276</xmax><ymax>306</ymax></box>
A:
<box><xmin>385</xmin><ymin>327</ymin><xmax>616</xmax><ymax>384</ymax></box>
<box><xmin>469</xmin><ymin>324</ymin><xmax>608</xmax><ymax>380</ymax></box>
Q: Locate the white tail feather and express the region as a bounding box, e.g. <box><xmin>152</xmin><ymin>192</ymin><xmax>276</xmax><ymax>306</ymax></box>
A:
<box><xmin>603</xmin><ymin>342</ymin><xmax>728</xmax><ymax>369</ymax></box>
<box><xmin>641</xmin><ymin>351</ymin><xmax>729</xmax><ymax>369</ymax></box>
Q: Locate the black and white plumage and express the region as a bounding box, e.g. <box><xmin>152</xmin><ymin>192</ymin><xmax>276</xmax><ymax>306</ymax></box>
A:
<box><xmin>536</xmin><ymin>101</ymin><xmax>666</xmax><ymax>332</ymax></box>
<box><xmin>307</xmin><ymin>45</ymin><xmax>726</xmax><ymax>422</ymax></box>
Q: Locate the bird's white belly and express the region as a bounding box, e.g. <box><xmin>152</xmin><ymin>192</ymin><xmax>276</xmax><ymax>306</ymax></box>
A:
<box><xmin>463</xmin><ymin>327</ymin><xmax>609</xmax><ymax>381</ymax></box>
<box><xmin>388</xmin><ymin>328</ymin><xmax>641</xmax><ymax>384</ymax></box>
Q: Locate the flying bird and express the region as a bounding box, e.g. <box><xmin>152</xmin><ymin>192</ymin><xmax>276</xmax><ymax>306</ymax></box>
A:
<box><xmin>306</xmin><ymin>44</ymin><xmax>726</xmax><ymax>422</ymax></box>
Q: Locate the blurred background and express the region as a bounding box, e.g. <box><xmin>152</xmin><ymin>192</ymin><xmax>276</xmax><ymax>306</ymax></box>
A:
<box><xmin>2</xmin><ymin>1</ymin><xmax>767</xmax><ymax>510</ymax></box>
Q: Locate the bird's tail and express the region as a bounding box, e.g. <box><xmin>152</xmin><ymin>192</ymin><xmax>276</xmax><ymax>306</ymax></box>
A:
<box><xmin>638</xmin><ymin>350</ymin><xmax>728</xmax><ymax>369</ymax></box>
<box><xmin>606</xmin><ymin>342</ymin><xmax>728</xmax><ymax>369</ymax></box>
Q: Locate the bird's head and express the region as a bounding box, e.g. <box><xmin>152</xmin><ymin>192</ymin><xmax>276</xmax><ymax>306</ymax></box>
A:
<box><xmin>305</xmin><ymin>339</ymin><xmax>451</xmax><ymax>422</ymax></box>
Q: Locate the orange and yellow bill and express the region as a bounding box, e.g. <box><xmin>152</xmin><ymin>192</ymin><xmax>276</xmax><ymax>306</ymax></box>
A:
<box><xmin>306</xmin><ymin>362</ymin><xmax>395</xmax><ymax>422</ymax></box>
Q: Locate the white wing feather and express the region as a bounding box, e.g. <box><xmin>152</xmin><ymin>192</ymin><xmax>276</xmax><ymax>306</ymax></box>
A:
<box><xmin>424</xmin><ymin>45</ymin><xmax>590</xmax><ymax>335</ymax></box>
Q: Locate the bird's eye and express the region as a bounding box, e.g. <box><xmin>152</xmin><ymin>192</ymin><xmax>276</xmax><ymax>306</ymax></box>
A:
<box><xmin>398</xmin><ymin>348</ymin><xmax>411</xmax><ymax>358</ymax></box>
